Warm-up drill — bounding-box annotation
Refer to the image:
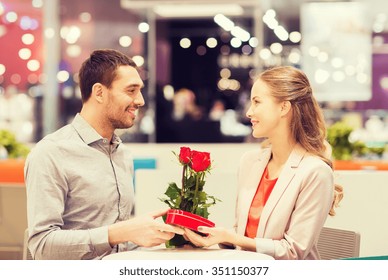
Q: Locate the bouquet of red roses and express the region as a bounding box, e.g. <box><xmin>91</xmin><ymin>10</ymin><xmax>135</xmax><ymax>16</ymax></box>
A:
<box><xmin>160</xmin><ymin>146</ymin><xmax>220</xmax><ymax>247</ymax></box>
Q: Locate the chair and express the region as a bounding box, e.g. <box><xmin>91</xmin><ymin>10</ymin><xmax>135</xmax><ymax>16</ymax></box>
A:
<box><xmin>133</xmin><ymin>158</ymin><xmax>157</xmax><ymax>171</ymax></box>
<box><xmin>0</xmin><ymin>183</ymin><xmax>27</xmax><ymax>259</ymax></box>
<box><xmin>317</xmin><ymin>227</ymin><xmax>360</xmax><ymax>260</ymax></box>
<box><xmin>22</xmin><ymin>229</ymin><xmax>33</xmax><ymax>260</ymax></box>
<box><xmin>132</xmin><ymin>158</ymin><xmax>157</xmax><ymax>189</ymax></box>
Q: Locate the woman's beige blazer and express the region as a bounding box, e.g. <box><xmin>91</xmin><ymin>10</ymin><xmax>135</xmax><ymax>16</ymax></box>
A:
<box><xmin>235</xmin><ymin>144</ymin><xmax>334</xmax><ymax>259</ymax></box>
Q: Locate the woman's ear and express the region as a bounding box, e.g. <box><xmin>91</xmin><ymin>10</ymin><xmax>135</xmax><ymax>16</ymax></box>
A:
<box><xmin>280</xmin><ymin>100</ymin><xmax>291</xmax><ymax>117</ymax></box>
<box><xmin>91</xmin><ymin>83</ymin><xmax>104</xmax><ymax>103</ymax></box>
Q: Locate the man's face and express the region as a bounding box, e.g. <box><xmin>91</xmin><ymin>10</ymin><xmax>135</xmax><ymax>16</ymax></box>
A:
<box><xmin>104</xmin><ymin>65</ymin><xmax>145</xmax><ymax>129</ymax></box>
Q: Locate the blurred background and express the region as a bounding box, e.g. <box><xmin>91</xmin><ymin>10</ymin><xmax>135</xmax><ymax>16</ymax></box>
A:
<box><xmin>0</xmin><ymin>0</ymin><xmax>388</xmax><ymax>147</ymax></box>
<box><xmin>1</xmin><ymin>0</ymin><xmax>388</xmax><ymax>260</ymax></box>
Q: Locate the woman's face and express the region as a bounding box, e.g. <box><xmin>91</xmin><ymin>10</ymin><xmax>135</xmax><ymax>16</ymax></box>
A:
<box><xmin>246</xmin><ymin>79</ymin><xmax>284</xmax><ymax>139</ymax></box>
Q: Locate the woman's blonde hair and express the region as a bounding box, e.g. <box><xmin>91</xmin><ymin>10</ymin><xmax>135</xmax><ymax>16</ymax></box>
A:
<box><xmin>258</xmin><ymin>66</ymin><xmax>343</xmax><ymax>216</ymax></box>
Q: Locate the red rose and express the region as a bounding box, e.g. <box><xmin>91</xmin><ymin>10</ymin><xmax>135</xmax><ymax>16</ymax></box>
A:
<box><xmin>179</xmin><ymin>146</ymin><xmax>191</xmax><ymax>164</ymax></box>
<box><xmin>190</xmin><ymin>150</ymin><xmax>211</xmax><ymax>172</ymax></box>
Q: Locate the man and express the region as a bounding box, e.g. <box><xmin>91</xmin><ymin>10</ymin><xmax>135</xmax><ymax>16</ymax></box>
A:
<box><xmin>24</xmin><ymin>49</ymin><xmax>183</xmax><ymax>260</ymax></box>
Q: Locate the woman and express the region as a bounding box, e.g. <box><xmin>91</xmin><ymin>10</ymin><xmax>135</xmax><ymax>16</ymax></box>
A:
<box><xmin>184</xmin><ymin>66</ymin><xmax>343</xmax><ymax>260</ymax></box>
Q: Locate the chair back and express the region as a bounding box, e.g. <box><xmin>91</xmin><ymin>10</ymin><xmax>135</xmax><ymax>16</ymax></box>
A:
<box><xmin>317</xmin><ymin>227</ymin><xmax>360</xmax><ymax>260</ymax></box>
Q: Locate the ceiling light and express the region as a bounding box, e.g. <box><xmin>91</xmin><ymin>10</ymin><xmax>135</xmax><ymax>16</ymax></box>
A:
<box><xmin>153</xmin><ymin>4</ymin><xmax>243</xmax><ymax>18</ymax></box>
<box><xmin>180</xmin><ymin>38</ymin><xmax>191</xmax><ymax>49</ymax></box>
<box><xmin>138</xmin><ymin>22</ymin><xmax>149</xmax><ymax>33</ymax></box>
<box><xmin>249</xmin><ymin>37</ymin><xmax>258</xmax><ymax>48</ymax></box>
<box><xmin>119</xmin><ymin>36</ymin><xmax>132</xmax><ymax>47</ymax></box>
<box><xmin>230</xmin><ymin>37</ymin><xmax>242</xmax><ymax>48</ymax></box>
<box><xmin>19</xmin><ymin>48</ymin><xmax>32</xmax><ymax>60</ymax></box>
<box><xmin>206</xmin><ymin>37</ymin><xmax>218</xmax><ymax>48</ymax></box>
<box><xmin>214</xmin><ymin>14</ymin><xmax>235</xmax><ymax>31</ymax></box>
<box><xmin>231</xmin><ymin>26</ymin><xmax>250</xmax><ymax>42</ymax></box>
<box><xmin>0</xmin><ymin>64</ymin><xmax>5</xmax><ymax>75</ymax></box>
<box><xmin>22</xmin><ymin>33</ymin><xmax>35</xmax><ymax>45</ymax></box>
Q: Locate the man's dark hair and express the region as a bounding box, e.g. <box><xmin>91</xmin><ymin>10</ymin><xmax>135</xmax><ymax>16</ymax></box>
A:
<box><xmin>78</xmin><ymin>49</ymin><xmax>137</xmax><ymax>102</ymax></box>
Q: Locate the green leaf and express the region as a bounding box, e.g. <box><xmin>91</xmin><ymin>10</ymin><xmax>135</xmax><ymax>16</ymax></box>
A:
<box><xmin>208</xmin><ymin>195</ymin><xmax>222</xmax><ymax>203</ymax></box>
<box><xmin>164</xmin><ymin>183</ymin><xmax>180</xmax><ymax>199</ymax></box>
<box><xmin>195</xmin><ymin>207</ymin><xmax>209</xmax><ymax>219</ymax></box>
<box><xmin>196</xmin><ymin>191</ymin><xmax>207</xmax><ymax>203</ymax></box>
<box><xmin>184</xmin><ymin>189</ymin><xmax>195</xmax><ymax>200</ymax></box>
<box><xmin>179</xmin><ymin>199</ymin><xmax>193</xmax><ymax>212</ymax></box>
<box><xmin>159</xmin><ymin>198</ymin><xmax>174</xmax><ymax>208</ymax></box>
<box><xmin>174</xmin><ymin>196</ymin><xmax>182</xmax><ymax>208</ymax></box>
<box><xmin>185</xmin><ymin>176</ymin><xmax>196</xmax><ymax>189</ymax></box>
<box><xmin>165</xmin><ymin>234</ymin><xmax>189</xmax><ymax>248</ymax></box>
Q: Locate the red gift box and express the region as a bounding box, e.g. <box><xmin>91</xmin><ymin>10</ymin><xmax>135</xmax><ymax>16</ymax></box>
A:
<box><xmin>165</xmin><ymin>209</ymin><xmax>215</xmax><ymax>231</ymax></box>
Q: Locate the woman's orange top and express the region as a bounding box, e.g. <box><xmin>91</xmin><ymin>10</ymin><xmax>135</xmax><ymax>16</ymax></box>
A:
<box><xmin>245</xmin><ymin>166</ymin><xmax>277</xmax><ymax>238</ymax></box>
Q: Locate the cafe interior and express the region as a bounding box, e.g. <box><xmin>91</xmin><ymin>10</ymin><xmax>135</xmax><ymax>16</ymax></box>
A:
<box><xmin>0</xmin><ymin>0</ymin><xmax>388</xmax><ymax>260</ymax></box>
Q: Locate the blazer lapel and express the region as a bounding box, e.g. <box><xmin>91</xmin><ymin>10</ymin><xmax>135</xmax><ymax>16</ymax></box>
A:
<box><xmin>237</xmin><ymin>148</ymin><xmax>271</xmax><ymax>235</ymax></box>
<box><xmin>256</xmin><ymin>144</ymin><xmax>306</xmax><ymax>236</ymax></box>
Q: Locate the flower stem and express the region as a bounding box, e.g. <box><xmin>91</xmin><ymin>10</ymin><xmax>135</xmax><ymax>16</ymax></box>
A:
<box><xmin>193</xmin><ymin>172</ymin><xmax>200</xmax><ymax>212</ymax></box>
<box><xmin>181</xmin><ymin>165</ymin><xmax>186</xmax><ymax>197</ymax></box>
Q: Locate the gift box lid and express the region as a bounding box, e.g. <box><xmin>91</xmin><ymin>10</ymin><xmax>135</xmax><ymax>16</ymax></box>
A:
<box><xmin>165</xmin><ymin>209</ymin><xmax>215</xmax><ymax>231</ymax></box>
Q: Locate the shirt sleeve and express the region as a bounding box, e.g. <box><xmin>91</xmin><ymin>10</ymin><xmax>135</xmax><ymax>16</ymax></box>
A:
<box><xmin>24</xmin><ymin>141</ymin><xmax>113</xmax><ymax>260</ymax></box>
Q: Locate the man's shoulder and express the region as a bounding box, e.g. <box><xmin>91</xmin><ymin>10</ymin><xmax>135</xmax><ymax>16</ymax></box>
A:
<box><xmin>31</xmin><ymin>124</ymin><xmax>76</xmax><ymax>154</ymax></box>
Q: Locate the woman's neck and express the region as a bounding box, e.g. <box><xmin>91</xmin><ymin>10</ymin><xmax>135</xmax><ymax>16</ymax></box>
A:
<box><xmin>266</xmin><ymin>140</ymin><xmax>296</xmax><ymax>179</ymax></box>
<box><xmin>269</xmin><ymin>138</ymin><xmax>296</xmax><ymax>166</ymax></box>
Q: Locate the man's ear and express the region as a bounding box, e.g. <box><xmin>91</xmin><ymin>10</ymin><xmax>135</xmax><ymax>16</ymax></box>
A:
<box><xmin>280</xmin><ymin>100</ymin><xmax>291</xmax><ymax>117</ymax></box>
<box><xmin>91</xmin><ymin>83</ymin><xmax>105</xmax><ymax>103</ymax></box>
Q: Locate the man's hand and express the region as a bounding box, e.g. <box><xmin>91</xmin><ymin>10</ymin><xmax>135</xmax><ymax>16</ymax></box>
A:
<box><xmin>108</xmin><ymin>209</ymin><xmax>184</xmax><ymax>247</ymax></box>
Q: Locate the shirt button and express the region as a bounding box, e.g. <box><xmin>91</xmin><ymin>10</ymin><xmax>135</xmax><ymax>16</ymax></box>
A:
<box><xmin>103</xmin><ymin>139</ymin><xmax>107</xmax><ymax>143</ymax></box>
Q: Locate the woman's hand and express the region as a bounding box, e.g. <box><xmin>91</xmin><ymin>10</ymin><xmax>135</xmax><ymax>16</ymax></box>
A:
<box><xmin>183</xmin><ymin>226</ymin><xmax>234</xmax><ymax>248</ymax></box>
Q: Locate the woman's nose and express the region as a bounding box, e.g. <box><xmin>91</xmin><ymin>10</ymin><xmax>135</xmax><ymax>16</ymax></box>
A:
<box><xmin>246</xmin><ymin>106</ymin><xmax>252</xmax><ymax>119</ymax></box>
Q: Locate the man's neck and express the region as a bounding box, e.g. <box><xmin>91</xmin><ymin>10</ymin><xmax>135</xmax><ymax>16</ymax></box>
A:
<box><xmin>79</xmin><ymin>108</ymin><xmax>113</xmax><ymax>140</ymax></box>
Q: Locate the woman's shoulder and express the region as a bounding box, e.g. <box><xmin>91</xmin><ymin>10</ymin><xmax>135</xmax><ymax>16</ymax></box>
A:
<box><xmin>298</xmin><ymin>154</ymin><xmax>333</xmax><ymax>181</ymax></box>
<box><xmin>301</xmin><ymin>154</ymin><xmax>331</xmax><ymax>168</ymax></box>
<box><xmin>240</xmin><ymin>146</ymin><xmax>270</xmax><ymax>162</ymax></box>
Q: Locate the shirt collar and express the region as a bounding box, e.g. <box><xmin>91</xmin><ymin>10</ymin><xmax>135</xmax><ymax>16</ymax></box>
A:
<box><xmin>111</xmin><ymin>133</ymin><xmax>122</xmax><ymax>149</ymax></box>
<box><xmin>71</xmin><ymin>113</ymin><xmax>122</xmax><ymax>147</ymax></box>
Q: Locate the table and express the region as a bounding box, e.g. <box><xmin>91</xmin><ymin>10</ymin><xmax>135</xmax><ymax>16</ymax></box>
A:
<box><xmin>102</xmin><ymin>247</ymin><xmax>274</xmax><ymax>260</ymax></box>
